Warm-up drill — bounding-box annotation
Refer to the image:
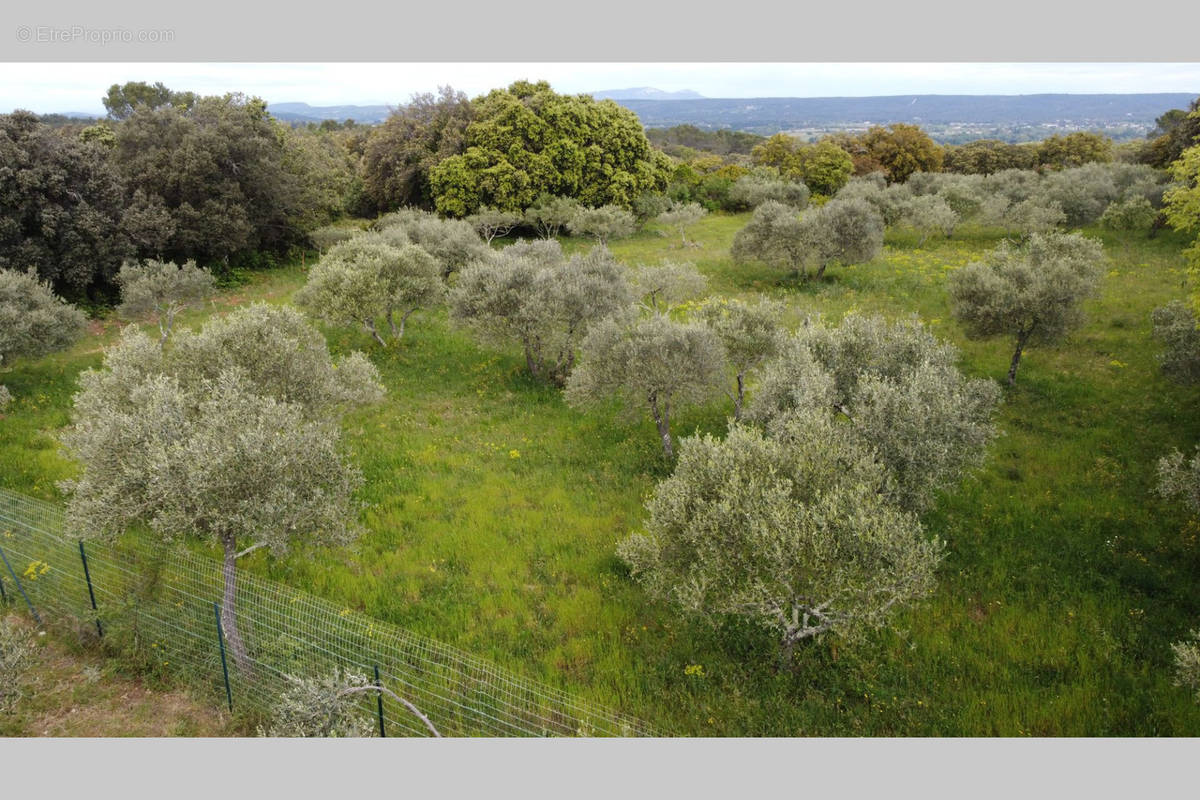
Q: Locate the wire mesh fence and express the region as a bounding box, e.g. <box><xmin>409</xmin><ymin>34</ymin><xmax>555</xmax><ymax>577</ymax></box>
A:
<box><xmin>0</xmin><ymin>488</ymin><xmax>658</xmax><ymax>737</ymax></box>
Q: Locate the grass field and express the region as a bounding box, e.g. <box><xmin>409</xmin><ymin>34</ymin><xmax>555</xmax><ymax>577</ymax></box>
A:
<box><xmin>3</xmin><ymin>212</ymin><xmax>1200</xmax><ymax>735</ymax></box>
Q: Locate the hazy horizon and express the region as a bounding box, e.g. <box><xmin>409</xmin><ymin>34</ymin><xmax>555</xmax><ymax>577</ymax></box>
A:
<box><xmin>2</xmin><ymin>62</ymin><xmax>1198</xmax><ymax>116</ymax></box>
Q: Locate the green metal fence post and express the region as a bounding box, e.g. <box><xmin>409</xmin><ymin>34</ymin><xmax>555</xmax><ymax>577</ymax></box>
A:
<box><xmin>78</xmin><ymin>541</ymin><xmax>103</xmax><ymax>638</ymax></box>
<box><xmin>213</xmin><ymin>601</ymin><xmax>233</xmax><ymax>713</ymax></box>
<box><xmin>374</xmin><ymin>664</ymin><xmax>386</xmax><ymax>738</ymax></box>
<box><xmin>0</xmin><ymin>544</ymin><xmax>41</xmax><ymax>627</ymax></box>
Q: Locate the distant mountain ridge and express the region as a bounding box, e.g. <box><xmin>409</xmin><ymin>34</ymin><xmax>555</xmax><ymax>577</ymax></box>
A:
<box><xmin>609</xmin><ymin>93</ymin><xmax>1198</xmax><ymax>134</ymax></box>
<box><xmin>591</xmin><ymin>87</ymin><xmax>705</xmax><ymax>101</ymax></box>
<box><xmin>267</xmin><ymin>101</ymin><xmax>394</xmax><ymax>123</ymax></box>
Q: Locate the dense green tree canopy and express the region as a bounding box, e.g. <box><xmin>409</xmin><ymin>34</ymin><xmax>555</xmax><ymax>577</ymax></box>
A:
<box><xmin>0</xmin><ymin>111</ymin><xmax>131</xmax><ymax>297</ymax></box>
<box><xmin>361</xmin><ymin>87</ymin><xmax>474</xmax><ymax>212</ymax></box>
<box><xmin>429</xmin><ymin>81</ymin><xmax>671</xmax><ymax>216</ymax></box>
<box><xmin>103</xmin><ymin>81</ymin><xmax>197</xmax><ymax>120</ymax></box>
<box><xmin>860</xmin><ymin>124</ymin><xmax>945</xmax><ymax>184</ymax></box>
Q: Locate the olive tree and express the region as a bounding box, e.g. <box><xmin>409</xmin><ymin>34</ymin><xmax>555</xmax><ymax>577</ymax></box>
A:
<box><xmin>727</xmin><ymin>171</ymin><xmax>811</xmax><ymax>211</ymax></box>
<box><xmin>307</xmin><ymin>225</ymin><xmax>359</xmax><ymax>254</ymax></box>
<box><xmin>656</xmin><ymin>201</ymin><xmax>707</xmax><ymax>247</ymax></box>
<box><xmin>949</xmin><ymin>232</ymin><xmax>1104</xmax><ymax>386</ymax></box>
<box><xmin>1156</xmin><ymin>445</ymin><xmax>1200</xmax><ymax>703</ymax></box>
<box><xmin>0</xmin><ymin>268</ymin><xmax>88</xmax><ymax>406</ymax></box>
<box><xmin>693</xmin><ymin>297</ymin><xmax>785</xmax><ymax>420</ymax></box>
<box><xmin>58</xmin><ymin>304</ymin><xmax>384</xmax><ymax>671</ymax></box>
<box><xmin>567</xmin><ymin>205</ymin><xmax>637</xmax><ymax>246</ymax></box>
<box><xmin>467</xmin><ymin>206</ymin><xmax>523</xmax><ymax>245</ymax></box>
<box><xmin>617</xmin><ymin>417</ymin><xmax>944</xmax><ymax>660</ymax></box>
<box><xmin>565</xmin><ymin>312</ymin><xmax>726</xmax><ymax>458</ymax></box>
<box><xmin>799</xmin><ymin>197</ymin><xmax>886</xmax><ymax>280</ymax></box>
<box><xmin>749</xmin><ymin>314</ymin><xmax>1001</xmax><ymax>512</ymax></box>
<box><xmin>524</xmin><ymin>195</ymin><xmax>581</xmax><ymax>239</ymax></box>
<box><xmin>295</xmin><ymin>236</ymin><xmax>444</xmax><ymax>345</ymax></box>
<box><xmin>1173</xmin><ymin>632</ymin><xmax>1200</xmax><ymax>703</ymax></box>
<box><xmin>899</xmin><ymin>195</ymin><xmax>959</xmax><ymax>246</ymax></box>
<box><xmin>450</xmin><ymin>242</ymin><xmax>633</xmax><ymax>384</ymax></box>
<box><xmin>116</xmin><ymin>259</ymin><xmax>215</xmax><ymax>347</ymax></box>
<box><xmin>1152</xmin><ymin>301</ymin><xmax>1200</xmax><ymax>384</ymax></box>
<box><xmin>372</xmin><ymin>209</ymin><xmax>491</xmax><ymax>280</ymax></box>
<box><xmin>1099</xmin><ymin>196</ymin><xmax>1157</xmax><ymax>232</ymax></box>
<box><xmin>632</xmin><ymin>261</ymin><xmax>708</xmax><ymax>312</ymax></box>
<box><xmin>731</xmin><ymin>201</ymin><xmax>807</xmax><ymax>276</ymax></box>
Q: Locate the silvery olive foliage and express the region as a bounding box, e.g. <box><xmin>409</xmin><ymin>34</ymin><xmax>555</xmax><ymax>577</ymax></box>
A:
<box><xmin>450</xmin><ymin>241</ymin><xmax>633</xmax><ymax>384</ymax></box>
<box><xmin>655</xmin><ymin>201</ymin><xmax>707</xmax><ymax>246</ymax></box>
<box><xmin>262</xmin><ymin>669</ymin><xmax>376</xmax><ymax>737</ymax></box>
<box><xmin>834</xmin><ymin>177</ymin><xmax>912</xmax><ymax>226</ymax></box>
<box><xmin>116</xmin><ymin>258</ymin><xmax>215</xmax><ymax>346</ymax></box>
<box><xmin>307</xmin><ymin>224</ymin><xmax>360</xmax><ymax>253</ymax></box>
<box><xmin>58</xmin><ymin>304</ymin><xmax>383</xmax><ymax>670</ymax></box>
<box><xmin>898</xmin><ymin>195</ymin><xmax>959</xmax><ymax>245</ymax></box>
<box><xmin>0</xmin><ymin>268</ymin><xmax>88</xmax><ymax>408</ymax></box>
<box><xmin>693</xmin><ymin>296</ymin><xmax>786</xmax><ymax>421</ymax></box>
<box><xmin>524</xmin><ymin>195</ymin><xmax>581</xmax><ymax>239</ymax></box>
<box><xmin>0</xmin><ymin>268</ymin><xmax>88</xmax><ymax>363</ymax></box>
<box><xmin>0</xmin><ymin>618</ymin><xmax>36</xmax><ymax>711</ymax></box>
<box><xmin>1172</xmin><ymin>631</ymin><xmax>1200</xmax><ymax>704</ymax></box>
<box><xmin>467</xmin><ymin>206</ymin><xmax>523</xmax><ymax>245</ymax></box>
<box><xmin>1151</xmin><ymin>301</ymin><xmax>1200</xmax><ymax>384</ymax></box>
<box><xmin>1099</xmin><ymin>196</ymin><xmax>1158</xmax><ymax>232</ymax></box>
<box><xmin>565</xmin><ymin>311</ymin><xmax>726</xmax><ymax>458</ymax></box>
<box><xmin>567</xmin><ymin>205</ymin><xmax>637</xmax><ymax>246</ymax></box>
<box><xmin>617</xmin><ymin>416</ymin><xmax>944</xmax><ymax>657</ymax></box>
<box><xmin>372</xmin><ymin>208</ymin><xmax>491</xmax><ymax>279</ymax></box>
<box><xmin>749</xmin><ymin>314</ymin><xmax>1000</xmax><ymax>512</ymax></box>
<box><xmin>798</xmin><ymin>197</ymin><xmax>885</xmax><ymax>280</ymax></box>
<box><xmin>727</xmin><ymin>171</ymin><xmax>811</xmax><ymax>212</ymax></box>
<box><xmin>949</xmin><ymin>231</ymin><xmax>1104</xmax><ymax>385</ymax></box>
<box><xmin>730</xmin><ymin>201</ymin><xmax>807</xmax><ymax>276</ymax></box>
<box><xmin>294</xmin><ymin>234</ymin><xmax>444</xmax><ymax>344</ymax></box>
<box><xmin>632</xmin><ymin>261</ymin><xmax>708</xmax><ymax>312</ymax></box>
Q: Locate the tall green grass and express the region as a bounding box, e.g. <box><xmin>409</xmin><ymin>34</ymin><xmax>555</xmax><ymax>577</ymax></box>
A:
<box><xmin>3</xmin><ymin>213</ymin><xmax>1199</xmax><ymax>735</ymax></box>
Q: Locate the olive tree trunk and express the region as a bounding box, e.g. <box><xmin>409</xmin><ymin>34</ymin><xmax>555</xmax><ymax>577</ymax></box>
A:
<box><xmin>220</xmin><ymin>535</ymin><xmax>251</xmax><ymax>674</ymax></box>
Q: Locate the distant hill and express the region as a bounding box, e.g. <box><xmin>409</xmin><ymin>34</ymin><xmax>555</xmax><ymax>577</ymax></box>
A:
<box><xmin>611</xmin><ymin>93</ymin><xmax>1198</xmax><ymax>139</ymax></box>
<box><xmin>591</xmin><ymin>87</ymin><xmax>705</xmax><ymax>101</ymax></box>
<box><xmin>267</xmin><ymin>101</ymin><xmax>394</xmax><ymax>124</ymax></box>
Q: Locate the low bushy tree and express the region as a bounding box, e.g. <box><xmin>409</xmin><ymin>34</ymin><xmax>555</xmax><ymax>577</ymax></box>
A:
<box><xmin>451</xmin><ymin>241</ymin><xmax>632</xmax><ymax>384</ymax></box>
<box><xmin>656</xmin><ymin>201</ymin><xmax>706</xmax><ymax>247</ymax></box>
<box><xmin>307</xmin><ymin>225</ymin><xmax>359</xmax><ymax>253</ymax></box>
<box><xmin>59</xmin><ymin>305</ymin><xmax>384</xmax><ymax>670</ymax></box>
<box><xmin>632</xmin><ymin>261</ymin><xmax>708</xmax><ymax>312</ymax></box>
<box><xmin>899</xmin><ymin>195</ymin><xmax>959</xmax><ymax>246</ymax></box>
<box><xmin>524</xmin><ymin>195</ymin><xmax>581</xmax><ymax>239</ymax></box>
<box><xmin>1100</xmin><ymin>196</ymin><xmax>1158</xmax><ymax>232</ymax></box>
<box><xmin>565</xmin><ymin>312</ymin><xmax>726</xmax><ymax>457</ymax></box>
<box><xmin>116</xmin><ymin>259</ymin><xmax>215</xmax><ymax>347</ymax></box>
<box><xmin>467</xmin><ymin>206</ymin><xmax>523</xmax><ymax>245</ymax></box>
<box><xmin>727</xmin><ymin>171</ymin><xmax>811</xmax><ymax>211</ymax></box>
<box><xmin>372</xmin><ymin>208</ymin><xmax>490</xmax><ymax>280</ymax></box>
<box><xmin>731</xmin><ymin>201</ymin><xmax>807</xmax><ymax>276</ymax></box>
<box><xmin>693</xmin><ymin>297</ymin><xmax>785</xmax><ymax>420</ymax></box>
<box><xmin>1</xmin><ymin>268</ymin><xmax>88</xmax><ymax>406</ymax></box>
<box><xmin>617</xmin><ymin>416</ymin><xmax>944</xmax><ymax>660</ymax></box>
<box><xmin>949</xmin><ymin>232</ymin><xmax>1104</xmax><ymax>385</ymax></box>
<box><xmin>749</xmin><ymin>314</ymin><xmax>1001</xmax><ymax>512</ymax></box>
<box><xmin>799</xmin><ymin>197</ymin><xmax>885</xmax><ymax>280</ymax></box>
<box><xmin>567</xmin><ymin>205</ymin><xmax>637</xmax><ymax>246</ymax></box>
<box><xmin>295</xmin><ymin>235</ymin><xmax>444</xmax><ymax>344</ymax></box>
<box><xmin>1152</xmin><ymin>301</ymin><xmax>1200</xmax><ymax>384</ymax></box>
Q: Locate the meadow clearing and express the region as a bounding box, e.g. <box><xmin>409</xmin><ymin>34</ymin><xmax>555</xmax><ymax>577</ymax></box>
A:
<box><xmin>3</xmin><ymin>212</ymin><xmax>1200</xmax><ymax>736</ymax></box>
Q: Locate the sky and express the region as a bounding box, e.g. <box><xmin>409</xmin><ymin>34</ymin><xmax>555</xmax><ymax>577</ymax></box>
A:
<box><xmin>2</xmin><ymin>62</ymin><xmax>1199</xmax><ymax>115</ymax></box>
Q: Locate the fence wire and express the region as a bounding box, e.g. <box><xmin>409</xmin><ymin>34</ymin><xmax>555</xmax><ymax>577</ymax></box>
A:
<box><xmin>0</xmin><ymin>488</ymin><xmax>658</xmax><ymax>737</ymax></box>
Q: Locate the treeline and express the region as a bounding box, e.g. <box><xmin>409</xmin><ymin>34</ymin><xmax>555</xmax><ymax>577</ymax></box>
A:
<box><xmin>3</xmin><ymin>78</ymin><xmax>1196</xmax><ymax>301</ymax></box>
